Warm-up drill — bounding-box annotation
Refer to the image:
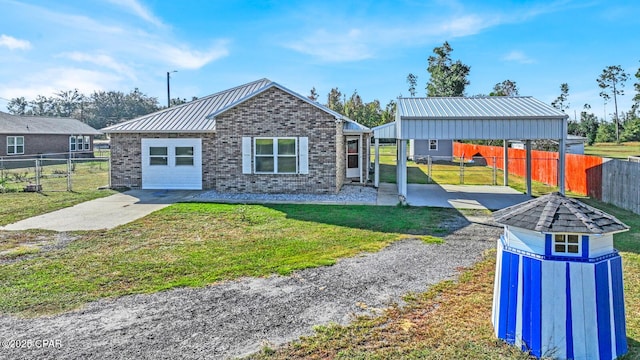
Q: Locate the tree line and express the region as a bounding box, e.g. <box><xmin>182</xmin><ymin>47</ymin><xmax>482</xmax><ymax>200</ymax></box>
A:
<box><xmin>6</xmin><ymin>89</ymin><xmax>163</xmax><ymax>130</ymax></box>
<box><xmin>405</xmin><ymin>41</ymin><xmax>640</xmax><ymax>145</ymax></box>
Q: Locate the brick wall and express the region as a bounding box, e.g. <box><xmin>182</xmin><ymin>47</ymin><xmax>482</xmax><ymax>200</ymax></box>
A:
<box><xmin>109</xmin><ymin>133</ymin><xmax>216</xmax><ymax>189</ymax></box>
<box><xmin>215</xmin><ymin>87</ymin><xmax>339</xmax><ymax>194</ymax></box>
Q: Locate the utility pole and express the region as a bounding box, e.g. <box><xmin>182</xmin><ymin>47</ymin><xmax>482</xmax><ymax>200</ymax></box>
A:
<box><xmin>167</xmin><ymin>70</ymin><xmax>177</xmax><ymax>107</ymax></box>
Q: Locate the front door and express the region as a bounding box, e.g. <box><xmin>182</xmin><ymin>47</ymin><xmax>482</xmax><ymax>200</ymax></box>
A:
<box><xmin>346</xmin><ymin>137</ymin><xmax>360</xmax><ymax>178</ymax></box>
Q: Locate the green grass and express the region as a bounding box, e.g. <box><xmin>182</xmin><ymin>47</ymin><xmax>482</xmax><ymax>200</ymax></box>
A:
<box><xmin>0</xmin><ymin>160</ymin><xmax>114</xmax><ymax>226</ymax></box>
<box><xmin>250</xmin><ymin>200</ymin><xmax>640</xmax><ymax>359</ymax></box>
<box><xmin>0</xmin><ymin>203</ymin><xmax>456</xmax><ymax>316</ymax></box>
<box><xmin>375</xmin><ymin>145</ymin><xmax>559</xmax><ymax>196</ymax></box>
<box><xmin>585</xmin><ymin>141</ymin><xmax>640</xmax><ymax>159</ymax></box>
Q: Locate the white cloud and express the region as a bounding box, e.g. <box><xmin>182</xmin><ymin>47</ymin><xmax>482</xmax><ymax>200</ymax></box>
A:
<box><xmin>0</xmin><ymin>34</ymin><xmax>31</xmax><ymax>50</ymax></box>
<box><xmin>503</xmin><ymin>51</ymin><xmax>536</xmax><ymax>64</ymax></box>
<box><xmin>105</xmin><ymin>0</ymin><xmax>164</xmax><ymax>27</ymax></box>
<box><xmin>0</xmin><ymin>67</ymin><xmax>122</xmax><ymax>100</ymax></box>
<box><xmin>59</xmin><ymin>51</ymin><xmax>137</xmax><ymax>80</ymax></box>
<box><xmin>286</xmin><ymin>28</ymin><xmax>373</xmax><ymax>62</ymax></box>
<box><xmin>150</xmin><ymin>41</ymin><xmax>230</xmax><ymax>69</ymax></box>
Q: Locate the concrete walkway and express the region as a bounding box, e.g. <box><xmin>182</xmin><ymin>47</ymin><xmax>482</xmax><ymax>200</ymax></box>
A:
<box><xmin>377</xmin><ymin>182</ymin><xmax>531</xmax><ymax>210</ymax></box>
<box><xmin>0</xmin><ymin>190</ymin><xmax>197</xmax><ymax>232</ymax></box>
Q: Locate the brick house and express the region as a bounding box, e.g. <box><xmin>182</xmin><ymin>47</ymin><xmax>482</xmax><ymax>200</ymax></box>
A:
<box><xmin>0</xmin><ymin>111</ymin><xmax>101</xmax><ymax>158</ymax></box>
<box><xmin>102</xmin><ymin>79</ymin><xmax>371</xmax><ymax>193</ymax></box>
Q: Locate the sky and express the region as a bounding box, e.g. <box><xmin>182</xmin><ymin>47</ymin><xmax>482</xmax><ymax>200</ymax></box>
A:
<box><xmin>0</xmin><ymin>0</ymin><xmax>639</xmax><ymax>122</ymax></box>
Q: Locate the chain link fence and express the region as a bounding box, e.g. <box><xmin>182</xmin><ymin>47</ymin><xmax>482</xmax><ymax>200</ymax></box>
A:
<box><xmin>0</xmin><ymin>154</ymin><xmax>109</xmax><ymax>193</ymax></box>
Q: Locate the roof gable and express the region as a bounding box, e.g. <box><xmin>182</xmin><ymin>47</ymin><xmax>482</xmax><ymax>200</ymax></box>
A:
<box><xmin>102</xmin><ymin>79</ymin><xmax>361</xmax><ymax>133</ymax></box>
<box><xmin>0</xmin><ymin>112</ymin><xmax>101</xmax><ymax>135</ymax></box>
<box><xmin>493</xmin><ymin>192</ymin><xmax>628</xmax><ymax>235</ymax></box>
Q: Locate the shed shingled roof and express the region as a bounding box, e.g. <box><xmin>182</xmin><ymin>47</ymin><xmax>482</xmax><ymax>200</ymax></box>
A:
<box><xmin>493</xmin><ymin>192</ymin><xmax>629</xmax><ymax>234</ymax></box>
<box><xmin>0</xmin><ymin>111</ymin><xmax>101</xmax><ymax>135</ymax></box>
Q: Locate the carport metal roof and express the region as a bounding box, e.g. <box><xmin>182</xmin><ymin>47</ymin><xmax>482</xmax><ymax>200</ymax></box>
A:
<box><xmin>372</xmin><ymin>96</ymin><xmax>570</xmax><ymax>198</ymax></box>
<box><xmin>374</xmin><ymin>96</ymin><xmax>568</xmax><ymax>140</ymax></box>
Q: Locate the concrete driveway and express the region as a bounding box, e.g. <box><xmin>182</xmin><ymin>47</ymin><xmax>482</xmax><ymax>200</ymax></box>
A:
<box><xmin>377</xmin><ymin>182</ymin><xmax>531</xmax><ymax>210</ymax></box>
<box><xmin>0</xmin><ymin>190</ymin><xmax>197</xmax><ymax>232</ymax></box>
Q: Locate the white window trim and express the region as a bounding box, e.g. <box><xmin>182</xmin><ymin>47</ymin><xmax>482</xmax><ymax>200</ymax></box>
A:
<box><xmin>149</xmin><ymin>146</ymin><xmax>169</xmax><ymax>166</ymax></box>
<box><xmin>552</xmin><ymin>233</ymin><xmax>581</xmax><ymax>256</ymax></box>
<box><xmin>429</xmin><ymin>139</ymin><xmax>438</xmax><ymax>151</ymax></box>
<box><xmin>7</xmin><ymin>136</ymin><xmax>24</xmax><ymax>155</ymax></box>
<box><xmin>254</xmin><ymin>137</ymin><xmax>298</xmax><ymax>174</ymax></box>
<box><xmin>175</xmin><ymin>146</ymin><xmax>195</xmax><ymax>167</ymax></box>
<box><xmin>69</xmin><ymin>135</ymin><xmax>91</xmax><ymax>152</ymax></box>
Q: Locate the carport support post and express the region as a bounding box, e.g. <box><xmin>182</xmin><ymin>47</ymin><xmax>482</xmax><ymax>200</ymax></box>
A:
<box><xmin>397</xmin><ymin>139</ymin><xmax>408</xmax><ymax>198</ymax></box>
<box><xmin>503</xmin><ymin>140</ymin><xmax>509</xmax><ymax>186</ymax></box>
<box><xmin>374</xmin><ymin>137</ymin><xmax>380</xmax><ymax>187</ymax></box>
<box><xmin>525</xmin><ymin>140</ymin><xmax>532</xmax><ymax>196</ymax></box>
<box><xmin>558</xmin><ymin>126</ymin><xmax>567</xmax><ymax>195</ymax></box>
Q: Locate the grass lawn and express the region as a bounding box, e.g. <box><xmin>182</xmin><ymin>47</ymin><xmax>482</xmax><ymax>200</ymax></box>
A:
<box><xmin>251</xmin><ymin>198</ymin><xmax>640</xmax><ymax>359</ymax></box>
<box><xmin>0</xmin><ymin>203</ymin><xmax>455</xmax><ymax>316</ymax></box>
<box><xmin>375</xmin><ymin>145</ymin><xmax>559</xmax><ymax>196</ymax></box>
<box><xmin>585</xmin><ymin>141</ymin><xmax>640</xmax><ymax>159</ymax></box>
<box><xmin>0</xmin><ymin>160</ymin><xmax>114</xmax><ymax>226</ymax></box>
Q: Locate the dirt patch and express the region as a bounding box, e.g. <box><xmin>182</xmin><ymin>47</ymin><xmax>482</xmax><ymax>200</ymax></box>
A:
<box><xmin>0</xmin><ymin>215</ymin><xmax>502</xmax><ymax>359</ymax></box>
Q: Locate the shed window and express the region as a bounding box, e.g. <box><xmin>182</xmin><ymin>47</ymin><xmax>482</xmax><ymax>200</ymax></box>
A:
<box><xmin>7</xmin><ymin>136</ymin><xmax>24</xmax><ymax>155</ymax></box>
<box><xmin>254</xmin><ymin>137</ymin><xmax>297</xmax><ymax>174</ymax></box>
<box><xmin>429</xmin><ymin>139</ymin><xmax>438</xmax><ymax>151</ymax></box>
<box><xmin>149</xmin><ymin>146</ymin><xmax>168</xmax><ymax>166</ymax></box>
<box><xmin>70</xmin><ymin>135</ymin><xmax>91</xmax><ymax>151</ymax></box>
<box><xmin>175</xmin><ymin>146</ymin><xmax>194</xmax><ymax>166</ymax></box>
<box><xmin>553</xmin><ymin>234</ymin><xmax>580</xmax><ymax>256</ymax></box>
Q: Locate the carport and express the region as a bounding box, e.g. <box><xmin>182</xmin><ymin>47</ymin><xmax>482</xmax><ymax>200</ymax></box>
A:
<box><xmin>372</xmin><ymin>96</ymin><xmax>569</xmax><ymax>197</ymax></box>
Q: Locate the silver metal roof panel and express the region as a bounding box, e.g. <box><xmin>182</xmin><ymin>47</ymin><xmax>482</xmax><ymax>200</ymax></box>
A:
<box><xmin>398</xmin><ymin>97</ymin><xmax>567</xmax><ymax>120</ymax></box>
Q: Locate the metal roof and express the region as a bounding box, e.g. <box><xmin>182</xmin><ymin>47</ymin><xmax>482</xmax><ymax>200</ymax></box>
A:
<box><xmin>493</xmin><ymin>192</ymin><xmax>629</xmax><ymax>234</ymax></box>
<box><xmin>371</xmin><ymin>122</ymin><xmax>396</xmax><ymax>138</ymax></box>
<box><xmin>343</xmin><ymin>119</ymin><xmax>371</xmax><ymax>133</ymax></box>
<box><xmin>102</xmin><ymin>78</ymin><xmax>363</xmax><ymax>133</ymax></box>
<box><xmin>398</xmin><ymin>96</ymin><xmax>568</xmax><ymax>120</ymax></box>
<box><xmin>0</xmin><ymin>111</ymin><xmax>101</xmax><ymax>135</ymax></box>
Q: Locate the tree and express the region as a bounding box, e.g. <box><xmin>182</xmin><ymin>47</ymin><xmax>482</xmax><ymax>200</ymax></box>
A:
<box><xmin>381</xmin><ymin>100</ymin><xmax>396</xmax><ymax>124</ymax></box>
<box><xmin>490</xmin><ymin>80</ymin><xmax>519</xmax><ymax>96</ymax></box>
<box><xmin>426</xmin><ymin>41</ymin><xmax>470</xmax><ymax>97</ymax></box>
<box><xmin>597</xmin><ymin>65</ymin><xmax>628</xmax><ymax>142</ymax></box>
<box><xmin>595</xmin><ymin>121</ymin><xmax>617</xmax><ymax>143</ymax></box>
<box><xmin>308</xmin><ymin>87</ymin><xmax>319</xmax><ymax>102</ymax></box>
<box><xmin>326</xmin><ymin>87</ymin><xmax>343</xmax><ymax>114</ymax></box>
<box><xmin>551</xmin><ymin>83</ymin><xmax>570</xmax><ymax>112</ymax></box>
<box><xmin>54</xmin><ymin>89</ymin><xmax>84</xmax><ymax>118</ymax></box>
<box><xmin>633</xmin><ymin>63</ymin><xmax>640</xmax><ymax>116</ymax></box>
<box><xmin>6</xmin><ymin>97</ymin><xmax>28</xmax><ymax>115</ymax></box>
<box><xmin>579</xmin><ymin>104</ymin><xmax>599</xmax><ymax>145</ymax></box>
<box><xmin>406</xmin><ymin>73</ymin><xmax>418</xmax><ymax>97</ymax></box>
<box><xmin>621</xmin><ymin>117</ymin><xmax>640</xmax><ymax>142</ymax></box>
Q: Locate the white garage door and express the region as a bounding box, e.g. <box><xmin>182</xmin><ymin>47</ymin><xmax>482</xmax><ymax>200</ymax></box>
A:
<box><xmin>141</xmin><ymin>138</ymin><xmax>202</xmax><ymax>190</ymax></box>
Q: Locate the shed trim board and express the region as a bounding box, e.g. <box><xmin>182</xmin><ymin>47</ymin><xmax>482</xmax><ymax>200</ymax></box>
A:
<box><xmin>372</xmin><ymin>97</ymin><xmax>568</xmax><ymax>196</ymax></box>
<box><xmin>141</xmin><ymin>138</ymin><xmax>202</xmax><ymax>190</ymax></box>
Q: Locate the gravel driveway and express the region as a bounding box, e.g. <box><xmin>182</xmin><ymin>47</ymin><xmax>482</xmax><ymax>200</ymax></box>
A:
<box><xmin>0</xmin><ymin>215</ymin><xmax>501</xmax><ymax>360</ymax></box>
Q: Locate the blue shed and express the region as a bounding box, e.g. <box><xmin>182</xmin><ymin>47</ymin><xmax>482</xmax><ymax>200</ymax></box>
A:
<box><xmin>492</xmin><ymin>193</ymin><xmax>629</xmax><ymax>359</ymax></box>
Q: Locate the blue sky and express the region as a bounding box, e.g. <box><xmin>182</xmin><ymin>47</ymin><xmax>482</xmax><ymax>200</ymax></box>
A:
<box><xmin>0</xmin><ymin>0</ymin><xmax>638</xmax><ymax>121</ymax></box>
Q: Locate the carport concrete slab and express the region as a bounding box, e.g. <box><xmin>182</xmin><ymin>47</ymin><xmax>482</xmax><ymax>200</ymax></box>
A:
<box><xmin>0</xmin><ymin>190</ymin><xmax>197</xmax><ymax>232</ymax></box>
<box><xmin>406</xmin><ymin>184</ymin><xmax>531</xmax><ymax>210</ymax></box>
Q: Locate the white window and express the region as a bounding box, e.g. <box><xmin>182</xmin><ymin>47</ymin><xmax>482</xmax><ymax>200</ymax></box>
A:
<box><xmin>7</xmin><ymin>136</ymin><xmax>24</xmax><ymax>155</ymax></box>
<box><xmin>553</xmin><ymin>234</ymin><xmax>580</xmax><ymax>256</ymax></box>
<box><xmin>70</xmin><ymin>135</ymin><xmax>91</xmax><ymax>151</ymax></box>
<box><xmin>429</xmin><ymin>139</ymin><xmax>438</xmax><ymax>151</ymax></box>
<box><xmin>175</xmin><ymin>146</ymin><xmax>194</xmax><ymax>166</ymax></box>
<box><xmin>149</xmin><ymin>146</ymin><xmax>168</xmax><ymax>166</ymax></box>
<box><xmin>254</xmin><ymin>137</ymin><xmax>297</xmax><ymax>174</ymax></box>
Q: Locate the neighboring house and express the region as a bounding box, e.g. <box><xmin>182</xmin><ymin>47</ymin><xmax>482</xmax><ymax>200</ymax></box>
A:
<box><xmin>102</xmin><ymin>79</ymin><xmax>371</xmax><ymax>192</ymax></box>
<box><xmin>0</xmin><ymin>111</ymin><xmax>101</xmax><ymax>158</ymax></box>
<box><xmin>509</xmin><ymin>135</ymin><xmax>588</xmax><ymax>154</ymax></box>
<box><xmin>408</xmin><ymin>139</ymin><xmax>454</xmax><ymax>162</ymax></box>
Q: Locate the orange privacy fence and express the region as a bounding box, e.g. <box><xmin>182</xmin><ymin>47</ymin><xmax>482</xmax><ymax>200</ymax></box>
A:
<box><xmin>453</xmin><ymin>142</ymin><xmax>604</xmax><ymax>196</ymax></box>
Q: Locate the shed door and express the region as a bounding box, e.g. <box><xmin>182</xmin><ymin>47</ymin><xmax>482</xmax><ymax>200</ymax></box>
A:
<box><xmin>346</xmin><ymin>137</ymin><xmax>360</xmax><ymax>178</ymax></box>
<box><xmin>141</xmin><ymin>138</ymin><xmax>202</xmax><ymax>190</ymax></box>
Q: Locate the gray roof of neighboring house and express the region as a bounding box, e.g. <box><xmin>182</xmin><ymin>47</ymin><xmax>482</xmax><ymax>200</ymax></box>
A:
<box><xmin>493</xmin><ymin>192</ymin><xmax>628</xmax><ymax>235</ymax></box>
<box><xmin>102</xmin><ymin>79</ymin><xmax>366</xmax><ymax>133</ymax></box>
<box><xmin>398</xmin><ymin>97</ymin><xmax>568</xmax><ymax>120</ymax></box>
<box><xmin>0</xmin><ymin>111</ymin><xmax>101</xmax><ymax>135</ymax></box>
